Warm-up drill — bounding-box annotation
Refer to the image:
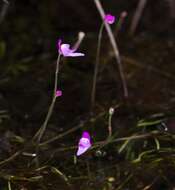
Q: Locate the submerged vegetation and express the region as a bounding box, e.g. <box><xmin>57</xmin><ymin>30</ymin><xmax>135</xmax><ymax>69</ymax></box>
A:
<box><xmin>0</xmin><ymin>0</ymin><xmax>175</xmax><ymax>189</ymax></box>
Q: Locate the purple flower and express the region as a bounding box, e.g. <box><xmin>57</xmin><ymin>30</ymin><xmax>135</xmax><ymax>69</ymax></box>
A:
<box><xmin>104</xmin><ymin>14</ymin><xmax>116</xmax><ymax>24</ymax></box>
<box><xmin>76</xmin><ymin>131</ymin><xmax>91</xmax><ymax>156</ymax></box>
<box><xmin>57</xmin><ymin>39</ymin><xmax>85</xmax><ymax>57</ymax></box>
<box><xmin>56</xmin><ymin>90</ymin><xmax>62</xmax><ymax>97</ymax></box>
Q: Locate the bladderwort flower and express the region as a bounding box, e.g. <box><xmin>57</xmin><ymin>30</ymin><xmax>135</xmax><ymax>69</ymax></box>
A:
<box><xmin>76</xmin><ymin>131</ymin><xmax>92</xmax><ymax>156</ymax></box>
<box><xmin>93</xmin><ymin>0</ymin><xmax>128</xmax><ymax>100</ymax></box>
<box><xmin>56</xmin><ymin>90</ymin><xmax>62</xmax><ymax>97</ymax></box>
<box><xmin>104</xmin><ymin>14</ymin><xmax>116</xmax><ymax>24</ymax></box>
<box><xmin>57</xmin><ymin>39</ymin><xmax>85</xmax><ymax>57</ymax></box>
<box><xmin>33</xmin><ymin>33</ymin><xmax>85</xmax><ymax>144</ymax></box>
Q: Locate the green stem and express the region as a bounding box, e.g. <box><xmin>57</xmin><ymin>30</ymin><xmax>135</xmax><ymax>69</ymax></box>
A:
<box><xmin>33</xmin><ymin>53</ymin><xmax>61</xmax><ymax>143</ymax></box>
<box><xmin>91</xmin><ymin>23</ymin><xmax>104</xmax><ymax>110</ymax></box>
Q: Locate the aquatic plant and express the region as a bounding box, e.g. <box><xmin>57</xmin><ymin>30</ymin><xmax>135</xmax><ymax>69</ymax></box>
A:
<box><xmin>91</xmin><ymin>0</ymin><xmax>128</xmax><ymax>111</ymax></box>
<box><xmin>91</xmin><ymin>13</ymin><xmax>116</xmax><ymax>109</ymax></box>
<box><xmin>33</xmin><ymin>34</ymin><xmax>85</xmax><ymax>144</ymax></box>
<box><xmin>2</xmin><ymin>1</ymin><xmax>175</xmax><ymax>189</ymax></box>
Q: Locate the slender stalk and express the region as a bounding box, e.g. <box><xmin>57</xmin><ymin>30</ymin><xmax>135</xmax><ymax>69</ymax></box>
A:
<box><xmin>0</xmin><ymin>150</ymin><xmax>22</xmax><ymax>166</ymax></box>
<box><xmin>91</xmin><ymin>23</ymin><xmax>104</xmax><ymax>110</ymax></box>
<box><xmin>94</xmin><ymin>0</ymin><xmax>128</xmax><ymax>98</ymax></box>
<box><xmin>108</xmin><ymin>115</ymin><xmax>112</xmax><ymax>138</ymax></box>
<box><xmin>8</xmin><ymin>180</ymin><xmax>11</xmax><ymax>190</ymax></box>
<box><xmin>33</xmin><ymin>53</ymin><xmax>61</xmax><ymax>143</ymax></box>
<box><xmin>114</xmin><ymin>11</ymin><xmax>127</xmax><ymax>37</ymax></box>
<box><xmin>0</xmin><ymin>0</ymin><xmax>9</xmax><ymax>24</ymax></box>
<box><xmin>129</xmin><ymin>0</ymin><xmax>147</xmax><ymax>35</ymax></box>
<box><xmin>108</xmin><ymin>107</ymin><xmax>114</xmax><ymax>138</ymax></box>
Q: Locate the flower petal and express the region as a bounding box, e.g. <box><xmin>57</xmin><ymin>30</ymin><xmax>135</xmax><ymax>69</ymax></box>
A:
<box><xmin>79</xmin><ymin>137</ymin><xmax>91</xmax><ymax>147</ymax></box>
<box><xmin>76</xmin><ymin>133</ymin><xmax>91</xmax><ymax>156</ymax></box>
<box><xmin>76</xmin><ymin>144</ymin><xmax>91</xmax><ymax>156</ymax></box>
<box><xmin>60</xmin><ymin>44</ymin><xmax>72</xmax><ymax>56</ymax></box>
<box><xmin>67</xmin><ymin>52</ymin><xmax>85</xmax><ymax>57</ymax></box>
<box><xmin>57</xmin><ymin>39</ymin><xmax>62</xmax><ymax>52</ymax></box>
<box><xmin>82</xmin><ymin>131</ymin><xmax>90</xmax><ymax>140</ymax></box>
<box><xmin>77</xmin><ymin>139</ymin><xmax>91</xmax><ymax>156</ymax></box>
<box><xmin>58</xmin><ymin>41</ymin><xmax>85</xmax><ymax>57</ymax></box>
<box><xmin>104</xmin><ymin>14</ymin><xmax>116</xmax><ymax>24</ymax></box>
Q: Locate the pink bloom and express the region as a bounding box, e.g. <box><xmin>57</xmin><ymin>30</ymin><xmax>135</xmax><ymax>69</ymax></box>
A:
<box><xmin>76</xmin><ymin>131</ymin><xmax>91</xmax><ymax>156</ymax></box>
<box><xmin>57</xmin><ymin>39</ymin><xmax>85</xmax><ymax>57</ymax></box>
<box><xmin>56</xmin><ymin>90</ymin><xmax>62</xmax><ymax>97</ymax></box>
<box><xmin>104</xmin><ymin>14</ymin><xmax>116</xmax><ymax>24</ymax></box>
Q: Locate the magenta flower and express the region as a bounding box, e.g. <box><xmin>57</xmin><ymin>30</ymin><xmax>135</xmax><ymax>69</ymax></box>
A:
<box><xmin>57</xmin><ymin>39</ymin><xmax>85</xmax><ymax>57</ymax></box>
<box><xmin>104</xmin><ymin>14</ymin><xmax>116</xmax><ymax>24</ymax></box>
<box><xmin>56</xmin><ymin>90</ymin><xmax>62</xmax><ymax>97</ymax></box>
<box><xmin>76</xmin><ymin>131</ymin><xmax>91</xmax><ymax>156</ymax></box>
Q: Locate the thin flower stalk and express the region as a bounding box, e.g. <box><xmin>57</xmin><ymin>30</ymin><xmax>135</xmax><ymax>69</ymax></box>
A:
<box><xmin>33</xmin><ymin>53</ymin><xmax>61</xmax><ymax>143</ymax></box>
<box><xmin>108</xmin><ymin>107</ymin><xmax>114</xmax><ymax>138</ymax></box>
<box><xmin>91</xmin><ymin>22</ymin><xmax>104</xmax><ymax>110</ymax></box>
<box><xmin>129</xmin><ymin>0</ymin><xmax>147</xmax><ymax>35</ymax></box>
<box><xmin>114</xmin><ymin>11</ymin><xmax>128</xmax><ymax>37</ymax></box>
<box><xmin>91</xmin><ymin>13</ymin><xmax>116</xmax><ymax>110</ymax></box>
<box><xmin>8</xmin><ymin>180</ymin><xmax>12</xmax><ymax>190</ymax></box>
<box><xmin>94</xmin><ymin>0</ymin><xmax>128</xmax><ymax>98</ymax></box>
<box><xmin>33</xmin><ymin>33</ymin><xmax>85</xmax><ymax>143</ymax></box>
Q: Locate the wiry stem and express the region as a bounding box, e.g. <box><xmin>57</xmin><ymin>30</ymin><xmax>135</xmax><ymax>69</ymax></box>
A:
<box><xmin>114</xmin><ymin>11</ymin><xmax>128</xmax><ymax>37</ymax></box>
<box><xmin>108</xmin><ymin>107</ymin><xmax>114</xmax><ymax>138</ymax></box>
<box><xmin>33</xmin><ymin>54</ymin><xmax>61</xmax><ymax>143</ymax></box>
<box><xmin>0</xmin><ymin>0</ymin><xmax>9</xmax><ymax>24</ymax></box>
<box><xmin>8</xmin><ymin>180</ymin><xmax>11</xmax><ymax>190</ymax></box>
<box><xmin>129</xmin><ymin>0</ymin><xmax>147</xmax><ymax>35</ymax></box>
<box><xmin>33</xmin><ymin>32</ymin><xmax>85</xmax><ymax>144</ymax></box>
<box><xmin>91</xmin><ymin>23</ymin><xmax>104</xmax><ymax>110</ymax></box>
<box><xmin>94</xmin><ymin>0</ymin><xmax>128</xmax><ymax>98</ymax></box>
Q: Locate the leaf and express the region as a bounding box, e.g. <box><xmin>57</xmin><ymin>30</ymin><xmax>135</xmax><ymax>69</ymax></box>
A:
<box><xmin>132</xmin><ymin>150</ymin><xmax>155</xmax><ymax>163</ymax></box>
<box><xmin>118</xmin><ymin>139</ymin><xmax>130</xmax><ymax>153</ymax></box>
<box><xmin>28</xmin><ymin>176</ymin><xmax>43</xmax><ymax>182</ymax></box>
<box><xmin>137</xmin><ymin>119</ymin><xmax>163</xmax><ymax>127</ymax></box>
<box><xmin>154</xmin><ymin>138</ymin><xmax>160</xmax><ymax>150</ymax></box>
<box><xmin>51</xmin><ymin>167</ymin><xmax>70</xmax><ymax>186</ymax></box>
